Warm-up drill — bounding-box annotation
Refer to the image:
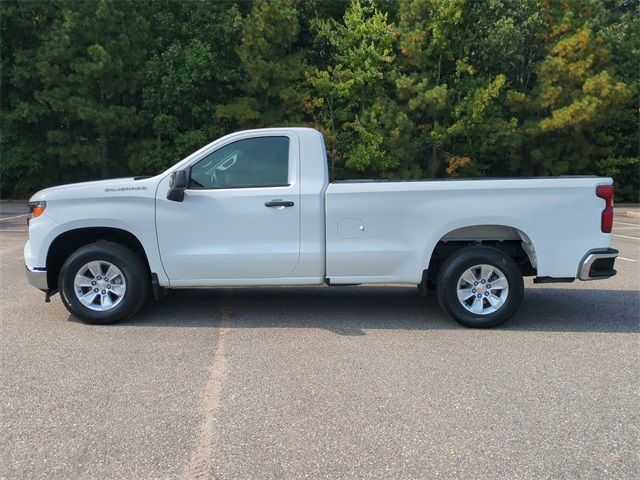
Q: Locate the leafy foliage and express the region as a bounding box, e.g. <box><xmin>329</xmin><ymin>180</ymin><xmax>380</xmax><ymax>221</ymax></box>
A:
<box><xmin>307</xmin><ymin>0</ymin><xmax>398</xmax><ymax>177</ymax></box>
<box><xmin>130</xmin><ymin>0</ymin><xmax>243</xmax><ymax>172</ymax></box>
<box><xmin>1</xmin><ymin>0</ymin><xmax>638</xmax><ymax>200</ymax></box>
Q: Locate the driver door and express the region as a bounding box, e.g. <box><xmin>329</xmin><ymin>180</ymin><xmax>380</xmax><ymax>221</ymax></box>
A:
<box><xmin>155</xmin><ymin>133</ymin><xmax>300</xmax><ymax>284</ymax></box>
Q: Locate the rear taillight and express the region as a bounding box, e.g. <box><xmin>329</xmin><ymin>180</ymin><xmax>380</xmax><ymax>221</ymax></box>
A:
<box><xmin>596</xmin><ymin>185</ymin><xmax>614</xmax><ymax>233</ymax></box>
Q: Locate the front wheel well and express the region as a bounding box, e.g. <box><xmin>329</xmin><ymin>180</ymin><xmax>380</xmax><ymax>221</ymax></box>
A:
<box><xmin>46</xmin><ymin>227</ymin><xmax>151</xmax><ymax>290</ymax></box>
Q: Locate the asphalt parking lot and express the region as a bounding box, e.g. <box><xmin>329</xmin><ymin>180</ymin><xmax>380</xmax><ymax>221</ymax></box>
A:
<box><xmin>1</xmin><ymin>201</ymin><xmax>638</xmax><ymax>480</ymax></box>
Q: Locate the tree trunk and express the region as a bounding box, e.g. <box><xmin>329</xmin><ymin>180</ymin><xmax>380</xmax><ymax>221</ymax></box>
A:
<box><xmin>101</xmin><ymin>135</ymin><xmax>109</xmax><ymax>178</ymax></box>
<box><xmin>521</xmin><ymin>144</ymin><xmax>533</xmax><ymax>176</ymax></box>
<box><xmin>429</xmin><ymin>143</ymin><xmax>438</xmax><ymax>178</ymax></box>
<box><xmin>99</xmin><ymin>88</ymin><xmax>109</xmax><ymax>178</ymax></box>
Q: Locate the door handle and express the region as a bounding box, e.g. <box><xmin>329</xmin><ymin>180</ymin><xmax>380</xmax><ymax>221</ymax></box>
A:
<box><xmin>264</xmin><ymin>200</ymin><xmax>294</xmax><ymax>208</ymax></box>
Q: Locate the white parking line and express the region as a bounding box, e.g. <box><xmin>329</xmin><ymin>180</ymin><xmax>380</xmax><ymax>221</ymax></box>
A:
<box><xmin>614</xmin><ymin>227</ymin><xmax>640</xmax><ymax>230</ymax></box>
<box><xmin>0</xmin><ymin>214</ymin><xmax>28</xmax><ymax>221</ymax></box>
<box><xmin>614</xmin><ymin>221</ymin><xmax>640</xmax><ymax>226</ymax></box>
<box><xmin>618</xmin><ymin>257</ymin><xmax>637</xmax><ymax>262</ymax></box>
<box><xmin>612</xmin><ymin>234</ymin><xmax>640</xmax><ymax>240</ymax></box>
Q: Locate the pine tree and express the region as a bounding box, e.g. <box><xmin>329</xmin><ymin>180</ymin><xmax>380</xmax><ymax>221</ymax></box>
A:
<box><xmin>509</xmin><ymin>2</ymin><xmax>632</xmax><ymax>175</ymax></box>
<box><xmin>307</xmin><ymin>0</ymin><xmax>399</xmax><ymax>178</ymax></box>
<box><xmin>35</xmin><ymin>0</ymin><xmax>152</xmax><ymax>179</ymax></box>
<box><xmin>0</xmin><ymin>1</ymin><xmax>56</xmax><ymax>196</ymax></box>
<box><xmin>129</xmin><ymin>0</ymin><xmax>243</xmax><ymax>173</ymax></box>
<box><xmin>0</xmin><ymin>0</ymin><xmax>637</xmax><ymax>200</ymax></box>
<box><xmin>218</xmin><ymin>0</ymin><xmax>307</xmax><ymax>128</ymax></box>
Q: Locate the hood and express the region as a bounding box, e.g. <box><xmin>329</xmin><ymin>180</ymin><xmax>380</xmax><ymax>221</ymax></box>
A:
<box><xmin>29</xmin><ymin>177</ymin><xmax>158</xmax><ymax>202</ymax></box>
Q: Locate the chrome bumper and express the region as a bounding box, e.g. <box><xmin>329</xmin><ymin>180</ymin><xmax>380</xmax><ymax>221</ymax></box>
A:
<box><xmin>577</xmin><ymin>248</ymin><xmax>618</xmax><ymax>281</ymax></box>
<box><xmin>25</xmin><ymin>266</ymin><xmax>48</xmax><ymax>291</ymax></box>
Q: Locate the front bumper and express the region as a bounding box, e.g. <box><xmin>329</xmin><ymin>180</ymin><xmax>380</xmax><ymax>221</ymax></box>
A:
<box><xmin>577</xmin><ymin>248</ymin><xmax>618</xmax><ymax>281</ymax></box>
<box><xmin>25</xmin><ymin>266</ymin><xmax>48</xmax><ymax>291</ymax></box>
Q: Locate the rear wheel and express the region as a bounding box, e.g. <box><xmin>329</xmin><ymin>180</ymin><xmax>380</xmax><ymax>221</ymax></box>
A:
<box><xmin>436</xmin><ymin>246</ymin><xmax>524</xmax><ymax>328</ymax></box>
<box><xmin>59</xmin><ymin>242</ymin><xmax>149</xmax><ymax>324</ymax></box>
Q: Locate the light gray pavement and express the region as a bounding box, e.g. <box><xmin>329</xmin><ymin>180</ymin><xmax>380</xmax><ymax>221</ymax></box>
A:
<box><xmin>1</xmin><ymin>202</ymin><xmax>638</xmax><ymax>479</ymax></box>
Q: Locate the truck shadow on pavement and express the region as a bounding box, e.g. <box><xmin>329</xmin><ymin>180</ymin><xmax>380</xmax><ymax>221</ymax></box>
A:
<box><xmin>127</xmin><ymin>286</ymin><xmax>640</xmax><ymax>335</ymax></box>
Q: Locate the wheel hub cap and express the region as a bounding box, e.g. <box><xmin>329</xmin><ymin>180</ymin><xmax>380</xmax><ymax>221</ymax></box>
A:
<box><xmin>456</xmin><ymin>264</ymin><xmax>509</xmax><ymax>315</ymax></box>
<box><xmin>73</xmin><ymin>261</ymin><xmax>126</xmax><ymax>312</ymax></box>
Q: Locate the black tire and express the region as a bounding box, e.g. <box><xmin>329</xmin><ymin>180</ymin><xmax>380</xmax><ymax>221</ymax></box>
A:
<box><xmin>59</xmin><ymin>241</ymin><xmax>149</xmax><ymax>324</ymax></box>
<box><xmin>436</xmin><ymin>246</ymin><xmax>524</xmax><ymax>328</ymax></box>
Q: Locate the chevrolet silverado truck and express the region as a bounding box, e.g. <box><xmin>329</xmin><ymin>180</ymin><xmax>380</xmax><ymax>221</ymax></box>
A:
<box><xmin>24</xmin><ymin>127</ymin><xmax>618</xmax><ymax>328</ymax></box>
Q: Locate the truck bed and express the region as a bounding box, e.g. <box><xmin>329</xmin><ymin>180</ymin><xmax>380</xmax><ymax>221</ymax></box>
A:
<box><xmin>325</xmin><ymin>177</ymin><xmax>611</xmax><ymax>284</ymax></box>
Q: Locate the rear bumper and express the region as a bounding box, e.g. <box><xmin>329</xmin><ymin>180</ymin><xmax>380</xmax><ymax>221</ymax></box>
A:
<box><xmin>577</xmin><ymin>248</ymin><xmax>618</xmax><ymax>281</ymax></box>
<box><xmin>25</xmin><ymin>266</ymin><xmax>48</xmax><ymax>291</ymax></box>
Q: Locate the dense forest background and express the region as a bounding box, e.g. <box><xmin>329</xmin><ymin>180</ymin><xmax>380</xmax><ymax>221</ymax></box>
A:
<box><xmin>1</xmin><ymin>0</ymin><xmax>638</xmax><ymax>200</ymax></box>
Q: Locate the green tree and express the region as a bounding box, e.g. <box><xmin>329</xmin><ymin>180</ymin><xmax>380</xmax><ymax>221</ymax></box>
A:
<box><xmin>597</xmin><ymin>0</ymin><xmax>639</xmax><ymax>201</ymax></box>
<box><xmin>0</xmin><ymin>0</ymin><xmax>637</xmax><ymax>200</ymax></box>
<box><xmin>218</xmin><ymin>0</ymin><xmax>307</xmax><ymax>128</ymax></box>
<box><xmin>0</xmin><ymin>1</ymin><xmax>56</xmax><ymax>197</ymax></box>
<box><xmin>395</xmin><ymin>0</ymin><xmax>545</xmax><ymax>178</ymax></box>
<box><xmin>307</xmin><ymin>0</ymin><xmax>399</xmax><ymax>178</ymax></box>
<box><xmin>505</xmin><ymin>3</ymin><xmax>632</xmax><ymax>176</ymax></box>
<box><xmin>129</xmin><ymin>0</ymin><xmax>243</xmax><ymax>173</ymax></box>
<box><xmin>34</xmin><ymin>0</ymin><xmax>151</xmax><ymax>179</ymax></box>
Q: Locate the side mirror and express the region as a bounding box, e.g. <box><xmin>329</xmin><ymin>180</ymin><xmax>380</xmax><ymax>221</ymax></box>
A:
<box><xmin>167</xmin><ymin>169</ymin><xmax>188</xmax><ymax>202</ymax></box>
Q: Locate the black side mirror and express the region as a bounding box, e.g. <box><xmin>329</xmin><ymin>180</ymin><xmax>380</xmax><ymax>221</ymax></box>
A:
<box><xmin>167</xmin><ymin>169</ymin><xmax>188</xmax><ymax>202</ymax></box>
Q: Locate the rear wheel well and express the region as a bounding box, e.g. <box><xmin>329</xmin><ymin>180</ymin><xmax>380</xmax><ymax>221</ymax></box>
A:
<box><xmin>46</xmin><ymin>227</ymin><xmax>150</xmax><ymax>290</ymax></box>
<box><xmin>424</xmin><ymin>238</ymin><xmax>536</xmax><ymax>291</ymax></box>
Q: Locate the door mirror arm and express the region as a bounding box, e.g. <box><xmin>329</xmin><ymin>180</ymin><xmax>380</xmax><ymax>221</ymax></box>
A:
<box><xmin>167</xmin><ymin>169</ymin><xmax>188</xmax><ymax>202</ymax></box>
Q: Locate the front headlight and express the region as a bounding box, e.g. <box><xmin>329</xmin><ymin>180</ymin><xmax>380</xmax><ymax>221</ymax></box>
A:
<box><xmin>27</xmin><ymin>201</ymin><xmax>46</xmax><ymax>224</ymax></box>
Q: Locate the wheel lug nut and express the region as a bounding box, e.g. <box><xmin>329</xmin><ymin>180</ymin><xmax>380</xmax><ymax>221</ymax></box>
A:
<box><xmin>481</xmin><ymin>279</ymin><xmax>486</xmax><ymax>284</ymax></box>
<box><xmin>474</xmin><ymin>282</ymin><xmax>478</xmax><ymax>286</ymax></box>
<box><xmin>107</xmin><ymin>285</ymin><xmax>111</xmax><ymax>289</ymax></box>
<box><xmin>94</xmin><ymin>288</ymin><xmax>99</xmax><ymax>293</ymax></box>
<box><xmin>97</xmin><ymin>276</ymin><xmax>101</xmax><ymax>280</ymax></box>
<box><xmin>477</xmin><ymin>294</ymin><xmax>482</xmax><ymax>298</ymax></box>
<box><xmin>101</xmin><ymin>290</ymin><xmax>106</xmax><ymax>294</ymax></box>
<box><xmin>91</xmin><ymin>281</ymin><xmax>96</xmax><ymax>286</ymax></box>
<box><xmin>485</xmin><ymin>292</ymin><xmax>490</xmax><ymax>296</ymax></box>
<box><xmin>472</xmin><ymin>289</ymin><xmax>476</xmax><ymax>293</ymax></box>
<box><xmin>487</xmin><ymin>284</ymin><xmax>491</xmax><ymax>288</ymax></box>
<box><xmin>104</xmin><ymin>278</ymin><xmax>108</xmax><ymax>282</ymax></box>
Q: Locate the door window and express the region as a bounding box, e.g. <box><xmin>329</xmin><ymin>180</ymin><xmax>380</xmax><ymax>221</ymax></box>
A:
<box><xmin>189</xmin><ymin>136</ymin><xmax>290</xmax><ymax>189</ymax></box>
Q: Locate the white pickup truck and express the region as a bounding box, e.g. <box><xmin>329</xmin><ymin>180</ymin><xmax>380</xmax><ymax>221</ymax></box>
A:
<box><xmin>25</xmin><ymin>127</ymin><xmax>618</xmax><ymax>328</ymax></box>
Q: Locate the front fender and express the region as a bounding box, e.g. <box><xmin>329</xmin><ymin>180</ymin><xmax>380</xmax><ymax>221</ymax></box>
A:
<box><xmin>30</xmin><ymin>197</ymin><xmax>168</xmax><ymax>285</ymax></box>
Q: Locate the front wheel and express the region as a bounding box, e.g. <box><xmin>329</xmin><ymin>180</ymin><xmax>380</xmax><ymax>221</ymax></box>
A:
<box><xmin>59</xmin><ymin>241</ymin><xmax>149</xmax><ymax>324</ymax></box>
<box><xmin>436</xmin><ymin>246</ymin><xmax>524</xmax><ymax>328</ymax></box>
